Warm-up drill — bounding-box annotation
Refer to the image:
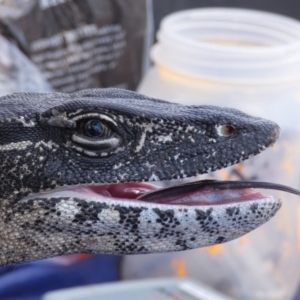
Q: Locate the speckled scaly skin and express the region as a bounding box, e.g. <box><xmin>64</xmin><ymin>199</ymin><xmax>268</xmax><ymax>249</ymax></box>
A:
<box><xmin>0</xmin><ymin>88</ymin><xmax>281</xmax><ymax>266</ymax></box>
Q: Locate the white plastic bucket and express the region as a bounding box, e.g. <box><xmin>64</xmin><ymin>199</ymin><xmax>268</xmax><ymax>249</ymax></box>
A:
<box><xmin>152</xmin><ymin>8</ymin><xmax>300</xmax><ymax>84</ymax></box>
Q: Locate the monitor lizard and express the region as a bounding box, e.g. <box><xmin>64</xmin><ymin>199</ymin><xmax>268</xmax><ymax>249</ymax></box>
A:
<box><xmin>0</xmin><ymin>88</ymin><xmax>282</xmax><ymax>266</ymax></box>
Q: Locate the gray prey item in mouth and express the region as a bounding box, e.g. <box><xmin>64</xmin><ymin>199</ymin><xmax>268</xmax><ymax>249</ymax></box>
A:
<box><xmin>138</xmin><ymin>180</ymin><xmax>300</xmax><ymax>204</ymax></box>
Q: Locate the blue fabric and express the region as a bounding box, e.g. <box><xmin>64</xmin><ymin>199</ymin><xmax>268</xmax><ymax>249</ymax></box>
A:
<box><xmin>294</xmin><ymin>285</ymin><xmax>300</xmax><ymax>300</ymax></box>
<box><xmin>0</xmin><ymin>255</ymin><xmax>122</xmax><ymax>300</ymax></box>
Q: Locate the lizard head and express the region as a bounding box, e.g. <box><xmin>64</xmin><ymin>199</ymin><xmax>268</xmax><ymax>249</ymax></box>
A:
<box><xmin>0</xmin><ymin>88</ymin><xmax>281</xmax><ymax>265</ymax></box>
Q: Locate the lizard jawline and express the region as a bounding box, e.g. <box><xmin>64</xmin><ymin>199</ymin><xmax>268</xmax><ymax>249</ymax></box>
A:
<box><xmin>24</xmin><ymin>182</ymin><xmax>270</xmax><ymax>206</ymax></box>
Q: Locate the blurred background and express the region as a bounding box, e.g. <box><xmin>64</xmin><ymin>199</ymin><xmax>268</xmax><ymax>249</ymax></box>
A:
<box><xmin>1</xmin><ymin>0</ymin><xmax>300</xmax><ymax>299</ymax></box>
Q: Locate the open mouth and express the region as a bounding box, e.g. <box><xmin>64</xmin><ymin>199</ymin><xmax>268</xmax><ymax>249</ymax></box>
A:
<box><xmin>27</xmin><ymin>180</ymin><xmax>300</xmax><ymax>206</ymax></box>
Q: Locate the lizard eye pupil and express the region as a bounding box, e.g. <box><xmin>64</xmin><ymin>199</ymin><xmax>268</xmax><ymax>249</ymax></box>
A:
<box><xmin>77</xmin><ymin>118</ymin><xmax>112</xmax><ymax>138</ymax></box>
<box><xmin>85</xmin><ymin>120</ymin><xmax>105</xmax><ymax>137</ymax></box>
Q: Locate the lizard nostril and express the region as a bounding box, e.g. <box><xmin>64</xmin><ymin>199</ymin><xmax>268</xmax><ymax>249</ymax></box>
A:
<box><xmin>217</xmin><ymin>125</ymin><xmax>236</xmax><ymax>137</ymax></box>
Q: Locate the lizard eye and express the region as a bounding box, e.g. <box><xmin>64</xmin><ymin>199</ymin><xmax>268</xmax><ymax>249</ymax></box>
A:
<box><xmin>68</xmin><ymin>114</ymin><xmax>121</xmax><ymax>156</ymax></box>
<box><xmin>79</xmin><ymin>119</ymin><xmax>111</xmax><ymax>137</ymax></box>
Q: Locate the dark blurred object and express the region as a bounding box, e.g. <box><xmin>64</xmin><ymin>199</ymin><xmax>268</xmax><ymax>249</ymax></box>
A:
<box><xmin>152</xmin><ymin>0</ymin><xmax>300</xmax><ymax>38</ymax></box>
<box><xmin>0</xmin><ymin>0</ymin><xmax>152</xmax><ymax>92</ymax></box>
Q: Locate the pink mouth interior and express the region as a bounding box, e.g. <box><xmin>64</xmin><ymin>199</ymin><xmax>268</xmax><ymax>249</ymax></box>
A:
<box><xmin>71</xmin><ymin>182</ymin><xmax>266</xmax><ymax>206</ymax></box>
